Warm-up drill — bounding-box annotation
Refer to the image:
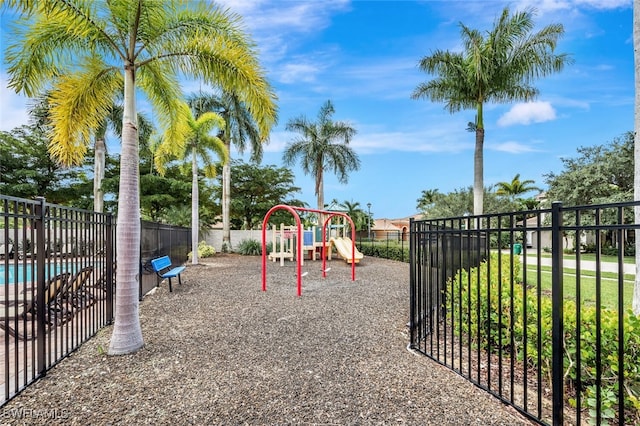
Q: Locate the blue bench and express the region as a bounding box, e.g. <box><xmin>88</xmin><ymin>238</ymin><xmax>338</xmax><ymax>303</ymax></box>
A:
<box><xmin>150</xmin><ymin>256</ymin><xmax>186</xmax><ymax>292</ymax></box>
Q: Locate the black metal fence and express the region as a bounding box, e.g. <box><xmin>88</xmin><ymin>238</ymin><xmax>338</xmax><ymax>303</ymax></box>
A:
<box><xmin>0</xmin><ymin>195</ymin><xmax>191</xmax><ymax>406</ymax></box>
<box><xmin>140</xmin><ymin>220</ymin><xmax>190</xmax><ymax>297</ymax></box>
<box><xmin>409</xmin><ymin>201</ymin><xmax>640</xmax><ymax>425</ymax></box>
<box><xmin>356</xmin><ymin>231</ymin><xmax>410</xmax><ymax>262</ymax></box>
<box><xmin>0</xmin><ymin>195</ymin><xmax>115</xmax><ymax>405</ymax></box>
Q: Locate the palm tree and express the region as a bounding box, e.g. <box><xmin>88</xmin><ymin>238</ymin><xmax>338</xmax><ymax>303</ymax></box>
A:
<box><xmin>495</xmin><ymin>174</ymin><xmax>541</xmax><ymax>199</ymax></box>
<box><xmin>412</xmin><ymin>7</ymin><xmax>571</xmax><ymax>216</ymax></box>
<box><xmin>5</xmin><ymin>0</ymin><xmax>277</xmax><ymax>355</ymax></box>
<box><xmin>338</xmin><ymin>200</ymin><xmax>365</xmax><ymax>233</ymax></box>
<box><xmin>633</xmin><ymin>0</ymin><xmax>640</xmax><ymax>315</ymax></box>
<box><xmin>155</xmin><ymin>103</ymin><xmax>228</xmax><ymax>266</ymax></box>
<box><xmin>187</xmin><ymin>92</ymin><xmax>269</xmax><ymax>248</ymax></box>
<box><xmin>283</xmin><ymin>100</ymin><xmax>360</xmax><ymax>215</ymax></box>
<box><xmin>416</xmin><ymin>189</ymin><xmax>441</xmax><ymax>212</ymax></box>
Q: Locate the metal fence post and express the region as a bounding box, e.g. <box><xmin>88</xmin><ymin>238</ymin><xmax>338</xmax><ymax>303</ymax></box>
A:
<box><xmin>34</xmin><ymin>196</ymin><xmax>47</xmax><ymax>377</ymax></box>
<box><xmin>106</xmin><ymin>214</ymin><xmax>114</xmax><ymax>324</ymax></box>
<box><xmin>551</xmin><ymin>201</ymin><xmax>564</xmax><ymax>425</ymax></box>
<box><xmin>409</xmin><ymin>218</ymin><xmax>416</xmax><ymax>347</ymax></box>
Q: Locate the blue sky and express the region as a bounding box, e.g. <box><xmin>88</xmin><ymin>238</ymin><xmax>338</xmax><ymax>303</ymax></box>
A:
<box><xmin>0</xmin><ymin>0</ymin><xmax>634</xmax><ymax>219</ymax></box>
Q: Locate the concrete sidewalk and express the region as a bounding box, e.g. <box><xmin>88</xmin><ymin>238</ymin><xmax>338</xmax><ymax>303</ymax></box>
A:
<box><xmin>524</xmin><ymin>254</ymin><xmax>636</xmax><ymax>275</ymax></box>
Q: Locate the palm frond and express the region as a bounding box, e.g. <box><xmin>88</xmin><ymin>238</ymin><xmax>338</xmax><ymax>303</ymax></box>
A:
<box><xmin>48</xmin><ymin>60</ymin><xmax>122</xmax><ymax>165</ymax></box>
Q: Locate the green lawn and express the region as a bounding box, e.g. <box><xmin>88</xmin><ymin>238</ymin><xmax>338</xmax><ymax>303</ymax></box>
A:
<box><xmin>525</xmin><ymin>251</ymin><xmax>635</xmax><ymax>264</ymax></box>
<box><xmin>522</xmin><ymin>265</ymin><xmax>634</xmax><ymax>311</ymax></box>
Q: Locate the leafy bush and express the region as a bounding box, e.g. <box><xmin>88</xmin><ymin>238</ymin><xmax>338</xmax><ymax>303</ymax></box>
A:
<box><xmin>236</xmin><ymin>239</ymin><xmax>262</xmax><ymax>256</ymax></box>
<box><xmin>188</xmin><ymin>241</ymin><xmax>216</xmax><ymax>260</ymax></box>
<box><xmin>447</xmin><ymin>254</ymin><xmax>640</xmax><ymax>424</ymax></box>
<box><xmin>359</xmin><ymin>243</ymin><xmax>409</xmax><ymax>262</ymax></box>
<box><xmin>490</xmin><ymin>233</ymin><xmax>511</xmax><ymax>249</ymax></box>
<box><xmin>602</xmin><ymin>244</ymin><xmax>636</xmax><ymax>257</ymax></box>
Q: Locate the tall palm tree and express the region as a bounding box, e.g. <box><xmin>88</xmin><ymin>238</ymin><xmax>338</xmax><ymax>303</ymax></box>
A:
<box><xmin>188</xmin><ymin>92</ymin><xmax>268</xmax><ymax>247</ymax></box>
<box><xmin>634</xmin><ymin>0</ymin><xmax>640</xmax><ymax>315</ymax></box>
<box><xmin>412</xmin><ymin>7</ymin><xmax>571</xmax><ymax>216</ymax></box>
<box><xmin>5</xmin><ymin>0</ymin><xmax>277</xmax><ymax>355</ymax></box>
<box><xmin>155</xmin><ymin>103</ymin><xmax>228</xmax><ymax>266</ymax></box>
<box><xmin>283</xmin><ymin>100</ymin><xmax>360</xmax><ymax>215</ymax></box>
<box><xmin>495</xmin><ymin>174</ymin><xmax>541</xmax><ymax>199</ymax></box>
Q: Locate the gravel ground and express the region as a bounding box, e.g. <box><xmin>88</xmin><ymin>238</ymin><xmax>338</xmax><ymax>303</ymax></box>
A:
<box><xmin>1</xmin><ymin>254</ymin><xmax>533</xmax><ymax>425</ymax></box>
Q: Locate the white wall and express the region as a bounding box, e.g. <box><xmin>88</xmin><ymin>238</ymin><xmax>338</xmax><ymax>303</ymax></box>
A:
<box><xmin>203</xmin><ymin>229</ymin><xmax>264</xmax><ymax>252</ymax></box>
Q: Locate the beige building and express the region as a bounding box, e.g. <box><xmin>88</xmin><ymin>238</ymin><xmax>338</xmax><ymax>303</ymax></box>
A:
<box><xmin>370</xmin><ymin>214</ymin><xmax>423</xmax><ymax>241</ymax></box>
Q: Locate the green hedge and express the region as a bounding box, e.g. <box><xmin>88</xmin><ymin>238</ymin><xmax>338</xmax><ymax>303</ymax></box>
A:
<box><xmin>447</xmin><ymin>253</ymin><xmax>640</xmax><ymax>424</ymax></box>
<box><xmin>358</xmin><ymin>243</ymin><xmax>409</xmax><ymax>262</ymax></box>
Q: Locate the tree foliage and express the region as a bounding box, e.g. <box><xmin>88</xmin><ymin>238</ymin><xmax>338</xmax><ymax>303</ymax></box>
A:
<box><xmin>544</xmin><ymin>131</ymin><xmax>633</xmax><ymax>207</ymax></box>
<box><xmin>495</xmin><ymin>174</ymin><xmax>541</xmax><ymax>198</ymax></box>
<box><xmin>218</xmin><ymin>160</ymin><xmax>303</xmax><ymax>229</ymax></box>
<box><xmin>283</xmin><ymin>100</ymin><xmax>360</xmax><ymax>211</ymax></box>
<box><xmin>187</xmin><ymin>92</ymin><xmax>270</xmax><ymax>247</ymax></box>
<box><xmin>419</xmin><ymin>186</ymin><xmax>521</xmax><ymax>219</ymax></box>
<box><xmin>337</xmin><ymin>200</ymin><xmax>369</xmax><ymax>232</ymax></box>
<box><xmin>0</xmin><ymin>125</ymin><xmax>87</xmax><ymax>205</ymax></box>
<box><xmin>5</xmin><ymin>0</ymin><xmax>277</xmax><ymax>355</ymax></box>
<box><xmin>412</xmin><ymin>7</ymin><xmax>571</xmax><ymax>215</ymax></box>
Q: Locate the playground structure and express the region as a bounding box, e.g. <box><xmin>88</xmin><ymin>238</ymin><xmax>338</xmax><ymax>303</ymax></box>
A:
<box><xmin>328</xmin><ymin>236</ymin><xmax>364</xmax><ymax>264</ymax></box>
<box><xmin>266</xmin><ymin>223</ymin><xmax>323</xmax><ymax>266</ymax></box>
<box><xmin>261</xmin><ymin>205</ymin><xmax>360</xmax><ymax>296</ymax></box>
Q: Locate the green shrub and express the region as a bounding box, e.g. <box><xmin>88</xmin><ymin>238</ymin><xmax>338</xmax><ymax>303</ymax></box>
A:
<box><xmin>359</xmin><ymin>243</ymin><xmax>409</xmax><ymax>262</ymax></box>
<box><xmin>188</xmin><ymin>241</ymin><xmax>215</xmax><ymax>260</ymax></box>
<box><xmin>236</xmin><ymin>239</ymin><xmax>262</xmax><ymax>256</ymax></box>
<box><xmin>489</xmin><ymin>233</ymin><xmax>511</xmax><ymax>249</ymax></box>
<box><xmin>447</xmin><ymin>254</ymin><xmax>640</xmax><ymax>424</ymax></box>
<box><xmin>601</xmin><ymin>244</ymin><xmax>636</xmax><ymax>257</ymax></box>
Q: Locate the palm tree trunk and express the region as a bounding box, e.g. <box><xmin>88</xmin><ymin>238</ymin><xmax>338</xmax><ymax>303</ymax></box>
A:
<box><xmin>192</xmin><ymin>151</ymin><xmax>199</xmax><ymax>265</ymax></box>
<box><xmin>633</xmin><ymin>0</ymin><xmax>640</xmax><ymax>315</ymax></box>
<box><xmin>473</xmin><ymin>127</ymin><xmax>485</xmax><ymax>217</ymax></box>
<box><xmin>222</xmin><ymin>141</ymin><xmax>231</xmax><ymax>247</ymax></box>
<box><xmin>108</xmin><ymin>65</ymin><xmax>144</xmax><ymax>355</ymax></box>
<box><xmin>316</xmin><ymin>168</ymin><xmax>324</xmax><ymax>225</ymax></box>
<box><xmin>93</xmin><ymin>137</ymin><xmax>106</xmax><ymax>213</ymax></box>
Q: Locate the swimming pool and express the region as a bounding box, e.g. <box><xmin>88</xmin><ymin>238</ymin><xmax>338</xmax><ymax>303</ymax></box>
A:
<box><xmin>0</xmin><ymin>262</ymin><xmax>85</xmax><ymax>286</ymax></box>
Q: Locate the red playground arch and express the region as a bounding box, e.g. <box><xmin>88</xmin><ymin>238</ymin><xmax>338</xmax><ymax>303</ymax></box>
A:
<box><xmin>261</xmin><ymin>204</ymin><xmax>357</xmax><ymax>296</ymax></box>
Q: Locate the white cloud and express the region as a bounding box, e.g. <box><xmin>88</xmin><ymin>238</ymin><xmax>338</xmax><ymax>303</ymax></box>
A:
<box><xmin>261</xmin><ymin>122</ymin><xmax>474</xmax><ymax>156</ymax></box>
<box><xmin>497</xmin><ymin>101</ymin><xmax>557</xmax><ymax>127</ymax></box>
<box><xmin>0</xmin><ymin>76</ymin><xmax>30</xmax><ymax>131</ymax></box>
<box><xmin>513</xmin><ymin>0</ymin><xmax>630</xmax><ymax>13</ymax></box>
<box><xmin>489</xmin><ymin>141</ymin><xmax>540</xmax><ymax>154</ymax></box>
<box><xmin>217</xmin><ymin>0</ymin><xmax>351</xmax><ymax>34</ymax></box>
<box><xmin>279</xmin><ymin>62</ymin><xmax>322</xmax><ymax>84</ymax></box>
<box><xmin>347</xmin><ymin>122</ymin><xmax>474</xmax><ymax>155</ymax></box>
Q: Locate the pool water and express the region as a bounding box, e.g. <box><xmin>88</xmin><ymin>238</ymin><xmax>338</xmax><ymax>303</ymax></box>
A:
<box><xmin>0</xmin><ymin>263</ymin><xmax>82</xmax><ymax>286</ymax></box>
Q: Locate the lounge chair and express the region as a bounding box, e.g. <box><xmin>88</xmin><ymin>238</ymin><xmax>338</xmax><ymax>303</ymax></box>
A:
<box><xmin>0</xmin><ymin>272</ymin><xmax>71</xmax><ymax>340</ymax></box>
<box><xmin>0</xmin><ymin>243</ymin><xmax>14</xmax><ymax>259</ymax></box>
<box><xmin>91</xmin><ymin>263</ymin><xmax>116</xmax><ymax>300</ymax></box>
<box><xmin>60</xmin><ymin>266</ymin><xmax>95</xmax><ymax>309</ymax></box>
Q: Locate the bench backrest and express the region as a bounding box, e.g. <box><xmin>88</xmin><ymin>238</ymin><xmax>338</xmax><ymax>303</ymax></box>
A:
<box><xmin>151</xmin><ymin>256</ymin><xmax>171</xmax><ymax>273</ymax></box>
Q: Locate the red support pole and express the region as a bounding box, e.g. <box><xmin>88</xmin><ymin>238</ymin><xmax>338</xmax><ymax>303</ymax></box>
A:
<box><xmin>261</xmin><ymin>204</ymin><xmax>303</xmax><ymax>296</ymax></box>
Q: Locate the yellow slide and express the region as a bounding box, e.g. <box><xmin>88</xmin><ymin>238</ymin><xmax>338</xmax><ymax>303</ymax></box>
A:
<box><xmin>329</xmin><ymin>237</ymin><xmax>364</xmax><ymax>264</ymax></box>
